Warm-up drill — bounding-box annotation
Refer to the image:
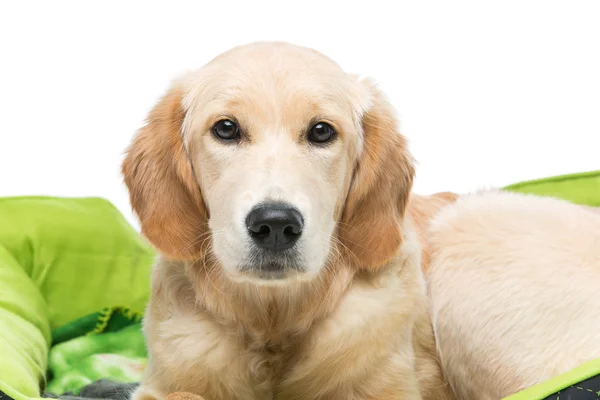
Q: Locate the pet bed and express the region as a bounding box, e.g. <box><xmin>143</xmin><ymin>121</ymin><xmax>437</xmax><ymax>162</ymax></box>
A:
<box><xmin>0</xmin><ymin>170</ymin><xmax>599</xmax><ymax>400</ymax></box>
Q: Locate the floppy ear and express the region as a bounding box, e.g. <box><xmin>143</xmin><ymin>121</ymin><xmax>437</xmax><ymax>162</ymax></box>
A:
<box><xmin>122</xmin><ymin>87</ymin><xmax>208</xmax><ymax>260</ymax></box>
<box><xmin>339</xmin><ymin>82</ymin><xmax>415</xmax><ymax>271</ymax></box>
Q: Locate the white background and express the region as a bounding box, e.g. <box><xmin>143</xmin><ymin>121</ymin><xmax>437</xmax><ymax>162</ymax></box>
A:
<box><xmin>1</xmin><ymin>1</ymin><xmax>599</xmax><ymax>228</ymax></box>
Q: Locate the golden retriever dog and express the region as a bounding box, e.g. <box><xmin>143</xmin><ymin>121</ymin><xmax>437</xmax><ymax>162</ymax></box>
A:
<box><xmin>122</xmin><ymin>41</ymin><xmax>600</xmax><ymax>400</ymax></box>
<box><xmin>122</xmin><ymin>41</ymin><xmax>456</xmax><ymax>399</ymax></box>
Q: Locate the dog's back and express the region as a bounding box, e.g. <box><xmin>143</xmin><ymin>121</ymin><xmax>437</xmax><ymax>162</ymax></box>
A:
<box><xmin>427</xmin><ymin>191</ymin><xmax>600</xmax><ymax>399</ymax></box>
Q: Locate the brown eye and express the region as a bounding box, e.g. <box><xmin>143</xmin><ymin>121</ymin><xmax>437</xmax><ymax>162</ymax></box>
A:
<box><xmin>308</xmin><ymin>122</ymin><xmax>336</xmax><ymax>144</ymax></box>
<box><xmin>213</xmin><ymin>119</ymin><xmax>240</xmax><ymax>140</ymax></box>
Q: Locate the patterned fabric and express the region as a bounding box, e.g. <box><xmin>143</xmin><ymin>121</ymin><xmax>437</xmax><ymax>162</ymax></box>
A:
<box><xmin>45</xmin><ymin>307</ymin><xmax>147</xmax><ymax>396</ymax></box>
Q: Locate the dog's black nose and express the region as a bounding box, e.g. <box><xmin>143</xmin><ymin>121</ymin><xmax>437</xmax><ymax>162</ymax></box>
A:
<box><xmin>246</xmin><ymin>203</ymin><xmax>303</xmax><ymax>252</ymax></box>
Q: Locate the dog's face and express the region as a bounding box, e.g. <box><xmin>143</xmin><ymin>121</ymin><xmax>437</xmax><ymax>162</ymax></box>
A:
<box><xmin>182</xmin><ymin>44</ymin><xmax>367</xmax><ymax>282</ymax></box>
<box><xmin>123</xmin><ymin>42</ymin><xmax>414</xmax><ymax>284</ymax></box>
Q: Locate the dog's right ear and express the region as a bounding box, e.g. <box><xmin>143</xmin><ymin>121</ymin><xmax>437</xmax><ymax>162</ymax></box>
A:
<box><xmin>122</xmin><ymin>87</ymin><xmax>208</xmax><ymax>260</ymax></box>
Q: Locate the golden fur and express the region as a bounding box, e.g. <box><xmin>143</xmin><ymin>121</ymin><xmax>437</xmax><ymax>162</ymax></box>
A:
<box><xmin>122</xmin><ymin>42</ymin><xmax>456</xmax><ymax>399</ymax></box>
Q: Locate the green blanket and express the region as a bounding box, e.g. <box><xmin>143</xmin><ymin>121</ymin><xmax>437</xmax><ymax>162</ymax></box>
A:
<box><xmin>46</xmin><ymin>307</ymin><xmax>146</xmax><ymax>396</ymax></box>
<box><xmin>0</xmin><ymin>170</ymin><xmax>599</xmax><ymax>400</ymax></box>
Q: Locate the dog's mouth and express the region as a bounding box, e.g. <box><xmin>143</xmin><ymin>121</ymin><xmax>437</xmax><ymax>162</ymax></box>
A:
<box><xmin>238</xmin><ymin>249</ymin><xmax>305</xmax><ymax>281</ymax></box>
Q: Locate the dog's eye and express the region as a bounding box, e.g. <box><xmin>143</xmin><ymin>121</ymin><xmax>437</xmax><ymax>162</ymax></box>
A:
<box><xmin>308</xmin><ymin>122</ymin><xmax>336</xmax><ymax>144</ymax></box>
<box><xmin>213</xmin><ymin>119</ymin><xmax>240</xmax><ymax>141</ymax></box>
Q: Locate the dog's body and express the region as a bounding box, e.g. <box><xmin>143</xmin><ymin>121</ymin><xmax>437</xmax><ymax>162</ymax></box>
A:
<box><xmin>122</xmin><ymin>42</ymin><xmax>600</xmax><ymax>399</ymax></box>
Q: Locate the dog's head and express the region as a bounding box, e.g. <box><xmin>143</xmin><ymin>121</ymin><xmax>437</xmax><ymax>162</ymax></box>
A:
<box><xmin>123</xmin><ymin>42</ymin><xmax>414</xmax><ymax>284</ymax></box>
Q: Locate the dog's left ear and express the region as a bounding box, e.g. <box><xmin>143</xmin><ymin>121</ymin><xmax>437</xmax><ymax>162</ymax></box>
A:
<box><xmin>339</xmin><ymin>81</ymin><xmax>415</xmax><ymax>271</ymax></box>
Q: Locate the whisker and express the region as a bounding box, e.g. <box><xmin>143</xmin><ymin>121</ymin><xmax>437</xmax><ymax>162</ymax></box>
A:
<box><xmin>175</xmin><ymin>229</ymin><xmax>213</xmax><ymax>255</ymax></box>
<box><xmin>333</xmin><ymin>227</ymin><xmax>391</xmax><ymax>260</ymax></box>
<box><xmin>331</xmin><ymin>235</ymin><xmax>362</xmax><ymax>266</ymax></box>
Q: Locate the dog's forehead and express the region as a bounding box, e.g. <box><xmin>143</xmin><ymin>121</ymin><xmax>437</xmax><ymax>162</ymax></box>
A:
<box><xmin>183</xmin><ymin>43</ymin><xmax>363</xmax><ymax>114</ymax></box>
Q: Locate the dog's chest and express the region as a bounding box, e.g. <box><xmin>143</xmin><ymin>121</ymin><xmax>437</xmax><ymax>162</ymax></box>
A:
<box><xmin>156</xmin><ymin>270</ymin><xmax>414</xmax><ymax>399</ymax></box>
<box><xmin>242</xmin><ymin>333</ymin><xmax>299</xmax><ymax>393</ymax></box>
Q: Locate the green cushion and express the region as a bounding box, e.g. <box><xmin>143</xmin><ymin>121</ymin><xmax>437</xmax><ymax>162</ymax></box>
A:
<box><xmin>0</xmin><ymin>197</ymin><xmax>154</xmax><ymax>400</ymax></box>
<box><xmin>504</xmin><ymin>170</ymin><xmax>600</xmax><ymax>206</ymax></box>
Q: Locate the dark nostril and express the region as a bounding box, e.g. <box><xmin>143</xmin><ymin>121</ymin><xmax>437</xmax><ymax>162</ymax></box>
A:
<box><xmin>252</xmin><ymin>225</ymin><xmax>270</xmax><ymax>237</ymax></box>
<box><xmin>246</xmin><ymin>202</ymin><xmax>304</xmax><ymax>252</ymax></box>
<box><xmin>283</xmin><ymin>225</ymin><xmax>298</xmax><ymax>236</ymax></box>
